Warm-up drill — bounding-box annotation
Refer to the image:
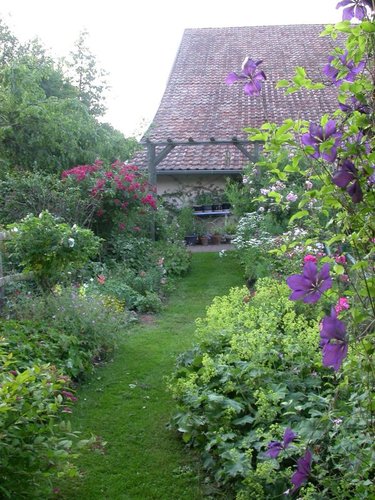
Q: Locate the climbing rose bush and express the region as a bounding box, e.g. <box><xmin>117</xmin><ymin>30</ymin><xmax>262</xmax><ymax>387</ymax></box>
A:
<box><xmin>62</xmin><ymin>160</ymin><xmax>158</xmax><ymax>237</ymax></box>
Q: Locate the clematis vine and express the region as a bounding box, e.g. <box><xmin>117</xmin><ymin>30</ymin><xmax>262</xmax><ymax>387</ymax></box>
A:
<box><xmin>301</xmin><ymin>120</ymin><xmax>341</xmax><ymax>162</ymax></box>
<box><xmin>226</xmin><ymin>57</ymin><xmax>266</xmax><ymax>96</ymax></box>
<box><xmin>332</xmin><ymin>159</ymin><xmax>363</xmax><ymax>203</ymax></box>
<box><xmin>324</xmin><ymin>51</ymin><xmax>365</xmax><ymax>86</ymax></box>
<box><xmin>291</xmin><ymin>449</ymin><xmax>312</xmax><ymax>493</ymax></box>
<box><xmin>266</xmin><ymin>428</ymin><xmax>296</xmax><ymax>458</ymax></box>
<box><xmin>336</xmin><ymin>0</ymin><xmax>373</xmax><ymax>21</ymax></box>
<box><xmin>320</xmin><ymin>308</ymin><xmax>349</xmax><ymax>371</ymax></box>
<box><xmin>286</xmin><ymin>262</ymin><xmax>332</xmax><ymax>303</ymax></box>
<box><xmin>339</xmin><ymin>95</ymin><xmax>370</xmax><ymax>114</ymax></box>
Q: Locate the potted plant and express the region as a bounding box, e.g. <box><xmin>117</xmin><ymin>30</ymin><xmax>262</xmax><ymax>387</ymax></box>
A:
<box><xmin>177</xmin><ymin>206</ymin><xmax>198</xmax><ymax>245</ymax></box>
<box><xmin>223</xmin><ymin>222</ymin><xmax>237</xmax><ymax>242</ymax></box>
<box><xmin>200</xmin><ymin>234</ymin><xmax>209</xmax><ymax>245</ymax></box>
<box><xmin>195</xmin><ymin>192</ymin><xmax>213</xmax><ymax>212</ymax></box>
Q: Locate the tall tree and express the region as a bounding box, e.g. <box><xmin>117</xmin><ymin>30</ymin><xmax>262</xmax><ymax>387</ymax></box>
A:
<box><xmin>0</xmin><ymin>18</ymin><xmax>19</xmax><ymax>65</ymax></box>
<box><xmin>0</xmin><ymin>19</ymin><xmax>138</xmax><ymax>174</ymax></box>
<box><xmin>65</xmin><ymin>30</ymin><xmax>108</xmax><ymax>116</ymax></box>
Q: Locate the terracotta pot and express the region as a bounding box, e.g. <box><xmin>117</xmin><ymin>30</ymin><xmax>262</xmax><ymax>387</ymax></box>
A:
<box><xmin>212</xmin><ymin>233</ymin><xmax>221</xmax><ymax>244</ymax></box>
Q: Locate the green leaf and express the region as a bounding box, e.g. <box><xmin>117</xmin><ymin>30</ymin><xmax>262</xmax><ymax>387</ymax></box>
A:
<box><xmin>333</xmin><ymin>264</ymin><xmax>345</xmax><ymax>275</ymax></box>
<box><xmin>361</xmin><ymin>21</ymin><xmax>375</xmax><ymax>33</ymax></box>
<box><xmin>276</xmin><ymin>80</ymin><xmax>290</xmax><ymax>88</ymax></box>
<box><xmin>335</xmin><ymin>21</ymin><xmax>353</xmax><ymax>33</ymax></box>
<box><xmin>289</xmin><ymin>210</ymin><xmax>308</xmax><ymax>223</ymax></box>
<box><xmin>284</xmin><ymin>164</ymin><xmax>300</xmax><ymax>173</ymax></box>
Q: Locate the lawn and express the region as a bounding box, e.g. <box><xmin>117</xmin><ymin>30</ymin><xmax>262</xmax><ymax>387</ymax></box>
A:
<box><xmin>58</xmin><ymin>251</ymin><xmax>244</xmax><ymax>499</ymax></box>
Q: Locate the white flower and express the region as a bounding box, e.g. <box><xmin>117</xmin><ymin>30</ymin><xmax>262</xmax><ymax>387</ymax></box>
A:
<box><xmin>257</xmin><ymin>206</ymin><xmax>265</xmax><ymax>212</ymax></box>
<box><xmin>68</xmin><ymin>238</ymin><xmax>75</xmax><ymax>248</ymax></box>
<box><xmin>72</xmin><ymin>224</ymin><xmax>78</xmax><ymax>231</ymax></box>
<box><xmin>260</xmin><ymin>188</ymin><xmax>270</xmax><ymax>195</ymax></box>
<box><xmin>11</xmin><ymin>227</ymin><xmax>19</xmax><ymax>233</ymax></box>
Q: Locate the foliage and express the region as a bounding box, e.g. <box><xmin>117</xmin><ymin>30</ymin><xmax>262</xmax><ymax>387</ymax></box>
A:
<box><xmin>0</xmin><ymin>19</ymin><xmax>138</xmax><ymax>173</ymax></box>
<box><xmin>0</xmin><ymin>344</ymin><xmax>90</xmax><ymax>499</ymax></box>
<box><xmin>176</xmin><ymin>206</ymin><xmax>197</xmax><ymax>236</ymax></box>
<box><xmin>80</xmin><ymin>239</ymin><xmax>190</xmax><ymax>312</ymax></box>
<box><xmin>0</xmin><ymin>171</ymin><xmax>97</xmax><ymax>226</ymax></box>
<box><xmin>169</xmin><ymin>4</ymin><xmax>375</xmax><ymax>496</ymax></box>
<box><xmin>168</xmin><ymin>279</ymin><xmax>374</xmax><ymax>498</ymax></box>
<box><xmin>64</xmin><ymin>30</ymin><xmax>108</xmax><ymax>116</ymax></box>
<box><xmin>154</xmin><ymin>240</ymin><xmax>192</xmax><ymax>277</ymax></box>
<box><xmin>62</xmin><ymin>160</ymin><xmax>157</xmax><ymax>241</ymax></box>
<box><xmin>5</xmin><ymin>285</ymin><xmax>129</xmax><ymax>378</ymax></box>
<box><xmin>5</xmin><ymin>210</ymin><xmax>101</xmax><ymax>290</ymax></box>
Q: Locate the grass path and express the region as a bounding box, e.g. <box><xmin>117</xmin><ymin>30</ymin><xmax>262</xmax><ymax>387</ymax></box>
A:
<box><xmin>59</xmin><ymin>252</ymin><xmax>244</xmax><ymax>499</ymax></box>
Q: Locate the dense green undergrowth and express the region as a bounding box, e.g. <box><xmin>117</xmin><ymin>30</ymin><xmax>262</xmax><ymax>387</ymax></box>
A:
<box><xmin>168</xmin><ymin>277</ymin><xmax>374</xmax><ymax>498</ymax></box>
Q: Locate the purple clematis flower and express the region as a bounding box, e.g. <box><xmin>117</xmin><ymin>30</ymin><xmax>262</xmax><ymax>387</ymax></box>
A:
<box><xmin>286</xmin><ymin>262</ymin><xmax>332</xmax><ymax>304</ymax></box>
<box><xmin>336</xmin><ymin>0</ymin><xmax>372</xmax><ymax>21</ymax></box>
<box><xmin>226</xmin><ymin>57</ymin><xmax>266</xmax><ymax>96</ymax></box>
<box><xmin>339</xmin><ymin>96</ymin><xmax>370</xmax><ymax>114</ymax></box>
<box><xmin>324</xmin><ymin>51</ymin><xmax>365</xmax><ymax>86</ymax></box>
<box><xmin>291</xmin><ymin>449</ymin><xmax>312</xmax><ymax>493</ymax></box>
<box><xmin>320</xmin><ymin>309</ymin><xmax>348</xmax><ymax>371</ymax></box>
<box><xmin>332</xmin><ymin>160</ymin><xmax>363</xmax><ymax>203</ymax></box>
<box><xmin>301</xmin><ymin>120</ymin><xmax>341</xmax><ymax>163</ymax></box>
<box><xmin>266</xmin><ymin>428</ymin><xmax>297</xmax><ymax>458</ymax></box>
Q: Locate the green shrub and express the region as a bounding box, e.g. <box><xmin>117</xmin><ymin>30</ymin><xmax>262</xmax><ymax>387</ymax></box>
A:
<box><xmin>154</xmin><ymin>240</ymin><xmax>191</xmax><ymax>277</ymax></box>
<box><xmin>7</xmin><ymin>288</ymin><xmax>129</xmax><ymax>379</ymax></box>
<box><xmin>5</xmin><ymin>211</ymin><xmax>101</xmax><ymax>290</ymax></box>
<box><xmin>0</xmin><ymin>345</ymin><xmax>90</xmax><ymax>499</ymax></box>
<box><xmin>0</xmin><ymin>171</ymin><xmax>97</xmax><ymax>226</ymax></box>
<box><xmin>168</xmin><ymin>278</ymin><xmax>375</xmax><ymax>497</ymax></box>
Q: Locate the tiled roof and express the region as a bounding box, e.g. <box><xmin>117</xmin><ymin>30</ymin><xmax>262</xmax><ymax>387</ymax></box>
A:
<box><xmin>134</xmin><ymin>25</ymin><xmax>339</xmax><ymax>172</ymax></box>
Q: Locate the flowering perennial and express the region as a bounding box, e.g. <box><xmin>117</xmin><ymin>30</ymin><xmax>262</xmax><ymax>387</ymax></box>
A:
<box><xmin>226</xmin><ymin>57</ymin><xmax>266</xmax><ymax>96</ymax></box>
<box><xmin>323</xmin><ymin>51</ymin><xmax>365</xmax><ymax>86</ymax></box>
<box><xmin>332</xmin><ymin>159</ymin><xmax>363</xmax><ymax>203</ymax></box>
<box><xmin>291</xmin><ymin>450</ymin><xmax>312</xmax><ymax>492</ymax></box>
<box><xmin>286</xmin><ymin>262</ymin><xmax>332</xmax><ymax>303</ymax></box>
<box><xmin>336</xmin><ymin>0</ymin><xmax>373</xmax><ymax>20</ymax></box>
<box><xmin>301</xmin><ymin>120</ymin><xmax>341</xmax><ymax>162</ymax></box>
<box><xmin>320</xmin><ymin>309</ymin><xmax>349</xmax><ymax>371</ymax></box>
<box><xmin>266</xmin><ymin>428</ymin><xmax>296</xmax><ymax>458</ymax></box>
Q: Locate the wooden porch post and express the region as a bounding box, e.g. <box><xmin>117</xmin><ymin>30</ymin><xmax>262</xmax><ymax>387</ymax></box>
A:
<box><xmin>147</xmin><ymin>142</ymin><xmax>157</xmax><ymax>240</ymax></box>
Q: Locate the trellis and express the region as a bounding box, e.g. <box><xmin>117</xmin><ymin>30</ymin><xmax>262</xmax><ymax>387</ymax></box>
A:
<box><xmin>144</xmin><ymin>137</ymin><xmax>262</xmax><ymax>185</ymax></box>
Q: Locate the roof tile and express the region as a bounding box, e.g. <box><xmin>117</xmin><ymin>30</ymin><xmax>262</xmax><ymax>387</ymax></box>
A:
<box><xmin>133</xmin><ymin>25</ymin><xmax>340</xmax><ymax>172</ymax></box>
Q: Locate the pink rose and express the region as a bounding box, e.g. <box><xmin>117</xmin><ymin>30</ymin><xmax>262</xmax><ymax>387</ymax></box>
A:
<box><xmin>303</xmin><ymin>254</ymin><xmax>317</xmax><ymax>263</ymax></box>
<box><xmin>335</xmin><ymin>297</ymin><xmax>350</xmax><ymax>314</ymax></box>
<box><xmin>335</xmin><ymin>255</ymin><xmax>347</xmax><ymax>264</ymax></box>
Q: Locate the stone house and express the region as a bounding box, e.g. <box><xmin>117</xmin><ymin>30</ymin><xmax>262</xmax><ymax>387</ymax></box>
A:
<box><xmin>132</xmin><ymin>24</ymin><xmax>339</xmax><ymax>206</ymax></box>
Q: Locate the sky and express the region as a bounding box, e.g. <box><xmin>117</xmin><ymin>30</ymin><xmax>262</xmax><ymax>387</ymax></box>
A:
<box><xmin>0</xmin><ymin>0</ymin><xmax>342</xmax><ymax>138</ymax></box>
